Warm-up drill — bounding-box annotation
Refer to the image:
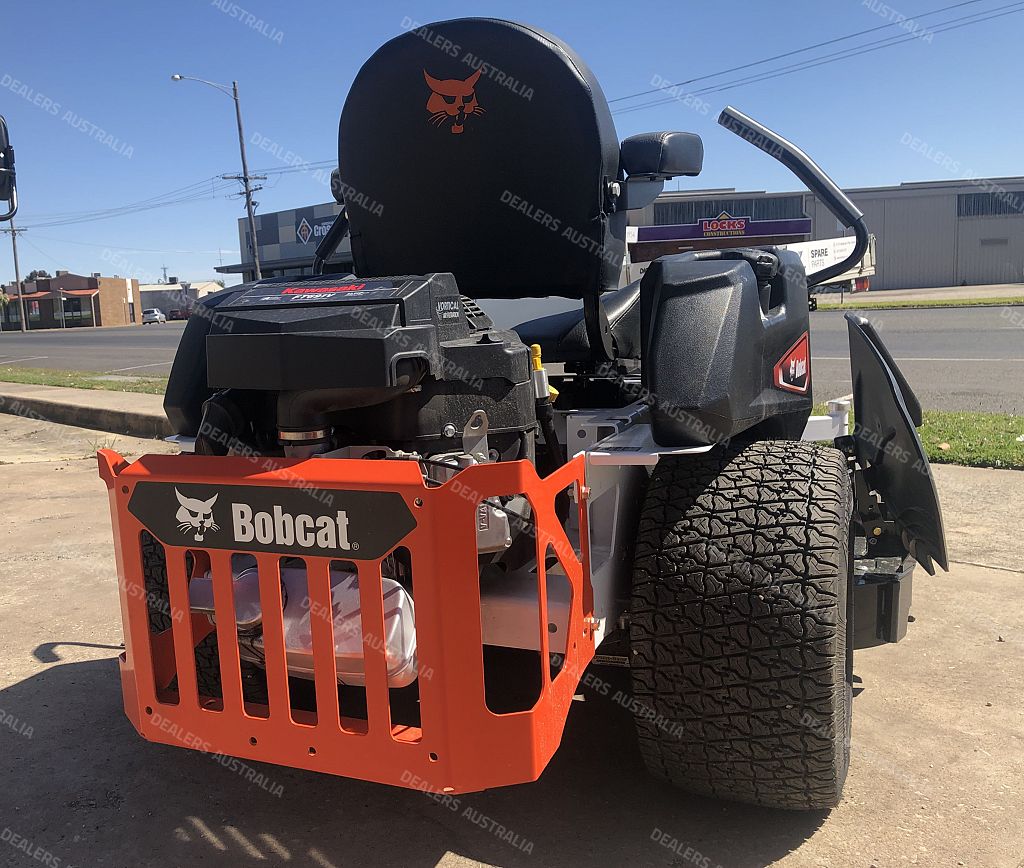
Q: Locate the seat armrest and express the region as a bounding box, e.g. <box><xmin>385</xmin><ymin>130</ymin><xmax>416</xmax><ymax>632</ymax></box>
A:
<box><xmin>621</xmin><ymin>131</ymin><xmax>703</xmax><ymax>179</ymax></box>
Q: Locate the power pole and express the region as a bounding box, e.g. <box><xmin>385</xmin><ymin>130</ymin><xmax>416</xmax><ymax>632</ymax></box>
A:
<box><xmin>223</xmin><ymin>172</ymin><xmax>265</xmax><ymax>280</ymax></box>
<box><xmin>232</xmin><ymin>80</ymin><xmax>261</xmax><ymax>281</ymax></box>
<box><xmin>171</xmin><ymin>75</ymin><xmax>264</xmax><ymax>282</ymax></box>
<box><xmin>1</xmin><ymin>219</ymin><xmax>28</xmax><ymax>331</ymax></box>
<box><xmin>161</xmin><ymin>264</ymin><xmax>169</xmax><ymax>284</ymax></box>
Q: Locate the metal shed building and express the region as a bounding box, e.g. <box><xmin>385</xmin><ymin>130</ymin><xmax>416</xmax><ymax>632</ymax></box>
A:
<box><xmin>630</xmin><ymin>176</ymin><xmax>1024</xmax><ymax>291</ymax></box>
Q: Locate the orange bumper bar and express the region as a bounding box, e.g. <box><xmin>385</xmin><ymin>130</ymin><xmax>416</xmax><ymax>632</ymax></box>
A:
<box><xmin>98</xmin><ymin>449</ymin><xmax>593</xmax><ymax>794</ymax></box>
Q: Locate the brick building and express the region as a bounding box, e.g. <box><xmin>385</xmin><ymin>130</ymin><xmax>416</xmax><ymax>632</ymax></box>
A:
<box><xmin>138</xmin><ymin>281</ymin><xmax>223</xmax><ymax>318</ymax></box>
<box><xmin>0</xmin><ymin>271</ymin><xmax>141</xmax><ymax>329</ymax></box>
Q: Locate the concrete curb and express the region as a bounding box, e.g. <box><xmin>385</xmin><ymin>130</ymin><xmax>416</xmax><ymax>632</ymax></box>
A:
<box><xmin>0</xmin><ymin>388</ymin><xmax>171</xmax><ymax>439</ymax></box>
<box><xmin>816</xmin><ymin>300</ymin><xmax>1024</xmax><ymax>312</ymax></box>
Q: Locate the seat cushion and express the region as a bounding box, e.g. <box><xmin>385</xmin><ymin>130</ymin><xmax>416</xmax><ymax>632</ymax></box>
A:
<box><xmin>513</xmin><ymin>280</ymin><xmax>642</xmax><ymax>362</ymax></box>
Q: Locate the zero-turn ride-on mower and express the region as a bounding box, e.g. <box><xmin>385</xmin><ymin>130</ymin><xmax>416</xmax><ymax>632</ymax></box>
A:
<box><xmin>99</xmin><ymin>18</ymin><xmax>948</xmax><ymax>810</ymax></box>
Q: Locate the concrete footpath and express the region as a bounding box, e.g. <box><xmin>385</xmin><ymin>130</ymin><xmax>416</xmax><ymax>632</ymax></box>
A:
<box><xmin>0</xmin><ymin>413</ymin><xmax>1021</xmax><ymax>867</ymax></box>
<box><xmin>819</xmin><ymin>282</ymin><xmax>1024</xmax><ymax>304</ymax></box>
<box><xmin>0</xmin><ymin>381</ymin><xmax>170</xmax><ymax>439</ymax></box>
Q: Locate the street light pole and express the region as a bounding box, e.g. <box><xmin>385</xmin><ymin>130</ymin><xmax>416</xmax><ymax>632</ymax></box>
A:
<box><xmin>231</xmin><ymin>81</ymin><xmax>262</xmax><ymax>280</ymax></box>
<box><xmin>171</xmin><ymin>74</ymin><xmax>262</xmax><ymax>281</ymax></box>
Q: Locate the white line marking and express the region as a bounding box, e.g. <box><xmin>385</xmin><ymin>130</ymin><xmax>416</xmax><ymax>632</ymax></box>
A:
<box><xmin>104</xmin><ymin>360</ymin><xmax>174</xmax><ymax>373</ymax></box>
<box><xmin>815</xmin><ymin>356</ymin><xmax>1024</xmax><ymax>362</ymax></box>
<box><xmin>0</xmin><ymin>355</ymin><xmax>48</xmax><ymax>365</ymax></box>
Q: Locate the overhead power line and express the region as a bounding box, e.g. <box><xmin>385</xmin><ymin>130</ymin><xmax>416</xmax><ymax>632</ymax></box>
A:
<box><xmin>23</xmin><ymin>174</ymin><xmax>228</xmax><ymax>221</ymax></box>
<box><xmin>612</xmin><ymin>1</ymin><xmax>1024</xmax><ymax>116</ymax></box>
<box><xmin>18</xmin><ymin>161</ymin><xmax>338</xmax><ymax>231</ymax></box>
<box><xmin>21</xmin><ymin>181</ymin><xmax>238</xmax><ymax>229</ymax></box>
<box><xmin>252</xmin><ymin>159</ymin><xmax>336</xmax><ymax>176</ymax></box>
<box><xmin>13</xmin><ymin>0</ymin><xmax>1020</xmax><ymax>234</ymax></box>
<box><xmin>608</xmin><ymin>0</ymin><xmax>988</xmax><ymax>105</ymax></box>
<box><xmin>29</xmin><ymin>235</ymin><xmax>231</xmax><ymax>255</ymax></box>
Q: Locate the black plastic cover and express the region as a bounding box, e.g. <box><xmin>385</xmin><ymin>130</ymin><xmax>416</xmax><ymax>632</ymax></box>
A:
<box><xmin>206</xmin><ymin>274</ymin><xmax>468</xmax><ymax>392</ymax></box>
<box><xmin>163</xmin><ymin>272</ymin><xmax>536</xmax><ymax>452</ymax></box>
<box><xmin>853</xmin><ymin>567</ymin><xmax>913</xmax><ymax>648</ymax></box>
<box><xmin>163</xmin><ymin>285</ymin><xmax>246</xmax><ymax>436</ymax></box>
<box><xmin>847</xmin><ymin>314</ymin><xmax>948</xmax><ymax>573</ymax></box>
<box><xmin>640</xmin><ymin>249</ymin><xmax>812</xmax><ymax>446</ymax></box>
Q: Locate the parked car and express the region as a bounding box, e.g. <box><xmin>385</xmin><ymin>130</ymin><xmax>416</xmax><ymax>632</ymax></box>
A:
<box><xmin>142</xmin><ymin>308</ymin><xmax>167</xmax><ymax>324</ymax></box>
<box><xmin>167</xmin><ymin>309</ymin><xmax>188</xmax><ymax>321</ymax></box>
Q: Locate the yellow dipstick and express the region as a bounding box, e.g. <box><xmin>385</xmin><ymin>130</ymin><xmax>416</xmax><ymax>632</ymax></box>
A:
<box><xmin>530</xmin><ymin>344</ymin><xmax>558</xmax><ymax>400</ymax></box>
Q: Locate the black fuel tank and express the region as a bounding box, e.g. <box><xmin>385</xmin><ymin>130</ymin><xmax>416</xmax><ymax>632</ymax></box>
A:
<box><xmin>640</xmin><ymin>249</ymin><xmax>812</xmax><ymax>446</ymax></box>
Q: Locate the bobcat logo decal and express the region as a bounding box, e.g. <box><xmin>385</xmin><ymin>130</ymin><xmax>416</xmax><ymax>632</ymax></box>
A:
<box><xmin>424</xmin><ymin>68</ymin><xmax>485</xmax><ymax>134</ymax></box>
<box><xmin>175</xmin><ymin>489</ymin><xmax>220</xmax><ymax>542</ymax></box>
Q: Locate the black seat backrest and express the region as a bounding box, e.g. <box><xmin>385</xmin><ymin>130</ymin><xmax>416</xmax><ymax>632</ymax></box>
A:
<box><xmin>337</xmin><ymin>18</ymin><xmax>625</xmax><ymax>299</ymax></box>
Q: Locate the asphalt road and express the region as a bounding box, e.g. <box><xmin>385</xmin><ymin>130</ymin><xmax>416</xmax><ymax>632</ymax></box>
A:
<box><xmin>0</xmin><ymin>321</ymin><xmax>187</xmax><ymax>377</ymax></box>
<box><xmin>0</xmin><ymin>306</ymin><xmax>1021</xmax><ymax>412</ymax></box>
<box><xmin>809</xmin><ymin>306</ymin><xmax>1024</xmax><ymax>414</ymax></box>
<box><xmin>2</xmin><ymin>415</ymin><xmax>1021</xmax><ymax>867</ymax></box>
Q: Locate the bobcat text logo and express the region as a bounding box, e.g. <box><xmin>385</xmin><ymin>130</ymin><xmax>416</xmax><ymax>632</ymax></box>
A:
<box><xmin>232</xmin><ymin>504</ymin><xmax>354</xmax><ymax>551</ymax></box>
<box><xmin>424</xmin><ymin>68</ymin><xmax>485</xmax><ymax>134</ymax></box>
<box><xmin>175</xmin><ymin>489</ymin><xmax>220</xmax><ymax>542</ymax></box>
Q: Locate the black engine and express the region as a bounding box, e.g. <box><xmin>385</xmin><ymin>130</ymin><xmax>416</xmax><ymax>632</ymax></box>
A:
<box><xmin>164</xmin><ymin>273</ymin><xmax>536</xmax><ymax>461</ymax></box>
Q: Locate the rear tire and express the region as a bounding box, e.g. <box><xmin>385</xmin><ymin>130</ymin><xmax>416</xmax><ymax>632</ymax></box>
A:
<box><xmin>140</xmin><ymin>533</ymin><xmax>268</xmax><ymax>704</ymax></box>
<box><xmin>630</xmin><ymin>440</ymin><xmax>853</xmax><ymax>810</ymax></box>
<box><xmin>192</xmin><ymin>631</ymin><xmax>268</xmax><ymax>705</ymax></box>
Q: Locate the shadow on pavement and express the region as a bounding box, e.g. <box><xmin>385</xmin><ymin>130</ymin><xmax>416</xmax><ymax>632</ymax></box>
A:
<box><xmin>0</xmin><ymin>656</ymin><xmax>827</xmax><ymax>867</ymax></box>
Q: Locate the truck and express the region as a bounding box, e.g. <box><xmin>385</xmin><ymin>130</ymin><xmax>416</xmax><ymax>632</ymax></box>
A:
<box><xmin>778</xmin><ymin>233</ymin><xmax>877</xmax><ymax>308</ymax></box>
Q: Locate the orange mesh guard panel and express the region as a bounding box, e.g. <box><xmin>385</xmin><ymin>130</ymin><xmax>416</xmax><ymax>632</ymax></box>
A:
<box><xmin>98</xmin><ymin>449</ymin><xmax>593</xmax><ymax>794</ymax></box>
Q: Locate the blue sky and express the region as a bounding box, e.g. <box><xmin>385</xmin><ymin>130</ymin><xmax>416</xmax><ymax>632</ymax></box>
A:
<box><xmin>1</xmin><ymin>0</ymin><xmax>1021</xmax><ymax>286</ymax></box>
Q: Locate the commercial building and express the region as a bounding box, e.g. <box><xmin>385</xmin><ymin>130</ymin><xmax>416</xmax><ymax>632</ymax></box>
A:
<box><xmin>629</xmin><ymin>176</ymin><xmax>1024</xmax><ymax>290</ymax></box>
<box><xmin>0</xmin><ymin>271</ymin><xmax>141</xmax><ymax>330</ymax></box>
<box><xmin>219</xmin><ymin>175</ymin><xmax>1024</xmax><ymax>291</ymax></box>
<box><xmin>216</xmin><ymin>202</ymin><xmax>353</xmax><ymax>284</ymax></box>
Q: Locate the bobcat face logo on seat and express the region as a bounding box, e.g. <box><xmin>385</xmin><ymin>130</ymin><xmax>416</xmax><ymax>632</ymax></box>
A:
<box><xmin>424</xmin><ymin>68</ymin><xmax>485</xmax><ymax>134</ymax></box>
<box><xmin>175</xmin><ymin>489</ymin><xmax>220</xmax><ymax>542</ymax></box>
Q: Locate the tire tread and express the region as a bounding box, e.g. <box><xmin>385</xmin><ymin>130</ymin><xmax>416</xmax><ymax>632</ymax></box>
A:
<box><xmin>630</xmin><ymin>440</ymin><xmax>852</xmax><ymax>810</ymax></box>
